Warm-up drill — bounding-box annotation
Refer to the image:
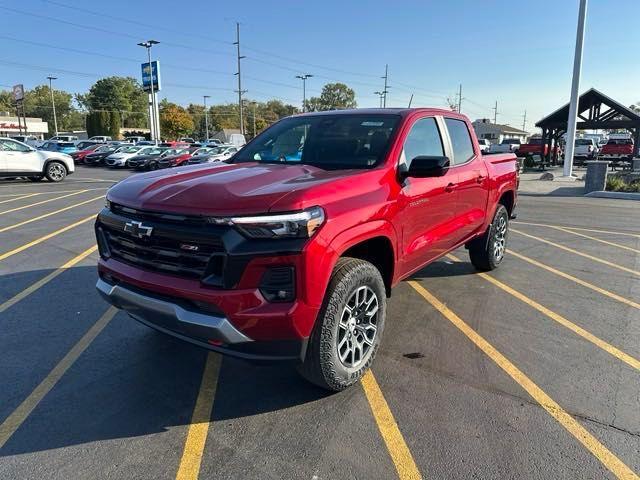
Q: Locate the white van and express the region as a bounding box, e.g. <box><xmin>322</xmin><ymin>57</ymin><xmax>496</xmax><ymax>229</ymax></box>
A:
<box><xmin>228</xmin><ymin>133</ymin><xmax>246</xmax><ymax>148</ymax></box>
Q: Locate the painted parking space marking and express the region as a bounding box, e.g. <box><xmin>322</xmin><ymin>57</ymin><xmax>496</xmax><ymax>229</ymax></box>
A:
<box><xmin>514</xmin><ymin>222</ymin><xmax>639</xmax><ymax>254</ymax></box>
<box><xmin>0</xmin><ymin>193</ymin><xmax>40</xmax><ymax>205</ymax></box>
<box><xmin>0</xmin><ymin>307</ymin><xmax>117</xmax><ymax>449</ymax></box>
<box><xmin>507</xmin><ymin>250</ymin><xmax>640</xmax><ymax>311</ymax></box>
<box><xmin>362</xmin><ymin>370</ymin><xmax>423</xmax><ymax>480</ymax></box>
<box><xmin>511</xmin><ymin>228</ymin><xmax>640</xmax><ymax>277</ymax></box>
<box><xmin>0</xmin><ymin>187</ymin><xmax>108</xmax><ymax>198</ymax></box>
<box><xmin>175</xmin><ymin>353</ymin><xmax>222</xmax><ymax>480</ymax></box>
<box><xmin>408</xmin><ymin>281</ymin><xmax>639</xmax><ymax>480</ymax></box>
<box><xmin>0</xmin><ymin>195</ymin><xmax>104</xmax><ymax>233</ymax></box>
<box><xmin>0</xmin><ymin>245</ymin><xmax>97</xmax><ymax>314</ymax></box>
<box><xmin>513</xmin><ymin>221</ymin><xmax>640</xmax><ymax>239</ymax></box>
<box><xmin>446</xmin><ymin>254</ymin><xmax>640</xmax><ymax>371</ymax></box>
<box><xmin>0</xmin><ymin>214</ymin><xmax>95</xmax><ymax>262</ymax></box>
<box><xmin>0</xmin><ymin>190</ymin><xmax>89</xmax><ymax>216</ymax></box>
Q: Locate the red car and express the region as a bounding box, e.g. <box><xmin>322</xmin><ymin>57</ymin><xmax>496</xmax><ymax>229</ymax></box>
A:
<box><xmin>95</xmin><ymin>108</ymin><xmax>518</xmax><ymax>391</ymax></box>
<box><xmin>70</xmin><ymin>144</ymin><xmax>102</xmax><ymax>164</ymax></box>
<box><xmin>599</xmin><ymin>138</ymin><xmax>634</xmax><ymax>161</ymax></box>
<box><xmin>156</xmin><ymin>148</ymin><xmax>192</xmax><ymax>168</ymax></box>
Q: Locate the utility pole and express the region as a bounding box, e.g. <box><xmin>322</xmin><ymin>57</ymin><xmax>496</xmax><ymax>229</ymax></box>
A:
<box><xmin>138</xmin><ymin>40</ymin><xmax>160</xmax><ymax>144</ymax></box>
<box><xmin>563</xmin><ymin>0</ymin><xmax>588</xmax><ymax>178</ymax></box>
<box><xmin>203</xmin><ymin>95</ymin><xmax>210</xmax><ymax>141</ymax></box>
<box><xmin>374</xmin><ymin>91</ymin><xmax>384</xmax><ymax>108</ymax></box>
<box><xmin>457</xmin><ymin>84</ymin><xmax>463</xmax><ymax>113</ymax></box>
<box><xmin>295</xmin><ymin>74</ymin><xmax>313</xmax><ymax>112</ymax></box>
<box><xmin>522</xmin><ymin>109</ymin><xmax>527</xmax><ymax>133</ymax></box>
<box><xmin>234</xmin><ymin>22</ymin><xmax>247</xmax><ymax>135</ymax></box>
<box><xmin>252</xmin><ymin>101</ymin><xmax>257</xmax><ymax>138</ymax></box>
<box><xmin>381</xmin><ymin>64</ymin><xmax>389</xmax><ymax>108</ymax></box>
<box><xmin>493</xmin><ymin>100</ymin><xmax>499</xmax><ymax>124</ymax></box>
<box><xmin>47</xmin><ymin>76</ymin><xmax>58</xmax><ymax>136</ymax></box>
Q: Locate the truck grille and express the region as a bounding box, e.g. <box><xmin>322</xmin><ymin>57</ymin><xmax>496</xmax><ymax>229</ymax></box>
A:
<box><xmin>98</xmin><ymin>207</ymin><xmax>225</xmax><ymax>279</ymax></box>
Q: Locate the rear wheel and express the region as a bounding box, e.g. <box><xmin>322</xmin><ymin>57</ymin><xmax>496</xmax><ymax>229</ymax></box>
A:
<box><xmin>468</xmin><ymin>204</ymin><xmax>509</xmax><ymax>271</ymax></box>
<box><xmin>298</xmin><ymin>257</ymin><xmax>386</xmax><ymax>391</ymax></box>
<box><xmin>44</xmin><ymin>161</ymin><xmax>67</xmax><ymax>182</ymax></box>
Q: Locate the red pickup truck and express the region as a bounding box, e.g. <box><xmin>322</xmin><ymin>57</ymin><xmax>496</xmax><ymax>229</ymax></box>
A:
<box><xmin>518</xmin><ymin>137</ymin><xmax>561</xmax><ymax>158</ymax></box>
<box><xmin>95</xmin><ymin>109</ymin><xmax>518</xmax><ymax>391</ymax></box>
<box><xmin>599</xmin><ymin>139</ymin><xmax>634</xmax><ymax>161</ymax></box>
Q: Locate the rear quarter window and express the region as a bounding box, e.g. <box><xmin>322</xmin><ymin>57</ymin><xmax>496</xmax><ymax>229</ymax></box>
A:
<box><xmin>444</xmin><ymin>118</ymin><xmax>475</xmax><ymax>165</ymax></box>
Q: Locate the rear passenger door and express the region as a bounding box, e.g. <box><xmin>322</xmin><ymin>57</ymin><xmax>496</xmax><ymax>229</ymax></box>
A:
<box><xmin>444</xmin><ymin>117</ymin><xmax>489</xmax><ymax>242</ymax></box>
<box><xmin>397</xmin><ymin>116</ymin><xmax>459</xmax><ymax>276</ymax></box>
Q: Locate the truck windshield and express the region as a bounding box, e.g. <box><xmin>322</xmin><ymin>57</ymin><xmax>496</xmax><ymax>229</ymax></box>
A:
<box><xmin>233</xmin><ymin>114</ymin><xmax>400</xmax><ymax>170</ymax></box>
<box><xmin>527</xmin><ymin>138</ymin><xmax>542</xmax><ymax>145</ymax></box>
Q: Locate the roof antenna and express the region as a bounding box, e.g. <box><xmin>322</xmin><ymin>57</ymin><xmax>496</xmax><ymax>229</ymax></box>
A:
<box><xmin>407</xmin><ymin>94</ymin><xmax>414</xmax><ymax>108</ymax></box>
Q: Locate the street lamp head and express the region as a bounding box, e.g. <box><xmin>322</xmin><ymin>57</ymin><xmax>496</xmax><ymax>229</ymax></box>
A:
<box><xmin>148</xmin><ymin>40</ymin><xmax>160</xmax><ymax>45</ymax></box>
<box><xmin>47</xmin><ymin>76</ymin><xmax>58</xmax><ymax>81</ymax></box>
<box><xmin>138</xmin><ymin>40</ymin><xmax>160</xmax><ymax>48</ymax></box>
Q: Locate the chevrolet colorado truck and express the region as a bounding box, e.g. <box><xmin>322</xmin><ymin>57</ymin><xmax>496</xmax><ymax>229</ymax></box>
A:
<box><xmin>518</xmin><ymin>137</ymin><xmax>561</xmax><ymax>159</ymax></box>
<box><xmin>95</xmin><ymin>108</ymin><xmax>518</xmax><ymax>391</ymax></box>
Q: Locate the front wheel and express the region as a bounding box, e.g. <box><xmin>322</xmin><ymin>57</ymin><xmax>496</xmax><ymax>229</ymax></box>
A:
<box><xmin>298</xmin><ymin>257</ymin><xmax>386</xmax><ymax>391</ymax></box>
<box><xmin>45</xmin><ymin>161</ymin><xmax>67</xmax><ymax>182</ymax></box>
<box><xmin>468</xmin><ymin>204</ymin><xmax>509</xmax><ymax>271</ymax></box>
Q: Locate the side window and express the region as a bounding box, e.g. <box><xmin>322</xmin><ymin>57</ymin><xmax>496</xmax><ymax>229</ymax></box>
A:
<box><xmin>3</xmin><ymin>139</ymin><xmax>31</xmax><ymax>152</ymax></box>
<box><xmin>401</xmin><ymin>117</ymin><xmax>444</xmax><ymax>168</ymax></box>
<box><xmin>445</xmin><ymin>118</ymin><xmax>475</xmax><ymax>165</ymax></box>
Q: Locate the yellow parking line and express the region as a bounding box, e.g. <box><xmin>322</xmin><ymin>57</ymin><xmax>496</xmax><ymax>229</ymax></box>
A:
<box><xmin>175</xmin><ymin>353</ymin><xmax>221</xmax><ymax>480</ymax></box>
<box><xmin>0</xmin><ymin>307</ymin><xmax>117</xmax><ymax>449</ymax></box>
<box><xmin>0</xmin><ymin>189</ymin><xmax>88</xmax><ymax>216</ymax></box>
<box><xmin>514</xmin><ymin>221</ymin><xmax>640</xmax><ymax>239</ymax></box>
<box><xmin>0</xmin><ymin>195</ymin><xmax>104</xmax><ymax>233</ymax></box>
<box><xmin>362</xmin><ymin>371</ymin><xmax>422</xmax><ymax>479</ymax></box>
<box><xmin>511</xmin><ymin>228</ymin><xmax>640</xmax><ymax>277</ymax></box>
<box><xmin>0</xmin><ymin>187</ymin><xmax>108</xmax><ymax>198</ymax></box>
<box><xmin>0</xmin><ymin>245</ymin><xmax>97</xmax><ymax>314</ymax></box>
<box><xmin>0</xmin><ymin>214</ymin><xmax>95</xmax><ymax>261</ymax></box>
<box><xmin>446</xmin><ymin>254</ymin><xmax>640</xmax><ymax>371</ymax></box>
<box><xmin>0</xmin><ymin>193</ymin><xmax>40</xmax><ymax>205</ymax></box>
<box><xmin>515</xmin><ymin>223</ymin><xmax>639</xmax><ymax>254</ymax></box>
<box><xmin>507</xmin><ymin>250</ymin><xmax>640</xmax><ymax>311</ymax></box>
<box><xmin>407</xmin><ymin>281</ymin><xmax>639</xmax><ymax>480</ymax></box>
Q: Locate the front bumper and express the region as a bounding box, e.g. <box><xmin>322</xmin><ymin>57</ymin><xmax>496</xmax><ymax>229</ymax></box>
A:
<box><xmin>96</xmin><ymin>277</ymin><xmax>305</xmax><ymax>361</ymax></box>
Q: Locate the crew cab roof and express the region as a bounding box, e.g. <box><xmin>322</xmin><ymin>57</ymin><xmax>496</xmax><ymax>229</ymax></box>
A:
<box><xmin>293</xmin><ymin>107</ymin><xmax>459</xmax><ymax>118</ymax></box>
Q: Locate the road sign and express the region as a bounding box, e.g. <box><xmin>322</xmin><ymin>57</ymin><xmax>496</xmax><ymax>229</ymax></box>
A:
<box><xmin>12</xmin><ymin>84</ymin><xmax>24</xmax><ymax>102</ymax></box>
<box><xmin>141</xmin><ymin>61</ymin><xmax>161</xmax><ymax>92</ymax></box>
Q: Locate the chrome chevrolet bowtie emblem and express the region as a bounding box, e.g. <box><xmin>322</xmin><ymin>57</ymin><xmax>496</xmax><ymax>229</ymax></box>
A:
<box><xmin>124</xmin><ymin>220</ymin><xmax>153</xmax><ymax>238</ymax></box>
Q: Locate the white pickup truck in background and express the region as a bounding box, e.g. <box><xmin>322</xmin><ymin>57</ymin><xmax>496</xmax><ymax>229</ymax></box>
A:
<box><xmin>489</xmin><ymin>138</ymin><xmax>521</xmax><ymax>155</ymax></box>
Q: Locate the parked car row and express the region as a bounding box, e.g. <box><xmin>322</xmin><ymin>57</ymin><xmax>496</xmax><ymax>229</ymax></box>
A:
<box><xmin>75</xmin><ymin>142</ymin><xmax>240</xmax><ymax>170</ymax></box>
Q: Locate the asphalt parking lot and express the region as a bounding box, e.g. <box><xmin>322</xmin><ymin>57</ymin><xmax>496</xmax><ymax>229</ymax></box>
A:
<box><xmin>0</xmin><ymin>166</ymin><xmax>638</xmax><ymax>480</ymax></box>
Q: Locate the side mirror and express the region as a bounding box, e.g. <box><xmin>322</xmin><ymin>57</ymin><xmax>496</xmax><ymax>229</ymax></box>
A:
<box><xmin>402</xmin><ymin>156</ymin><xmax>450</xmax><ymax>179</ymax></box>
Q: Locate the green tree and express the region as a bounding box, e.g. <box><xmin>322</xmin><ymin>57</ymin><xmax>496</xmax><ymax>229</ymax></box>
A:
<box><xmin>22</xmin><ymin>85</ymin><xmax>83</xmax><ymax>135</ymax></box>
<box><xmin>187</xmin><ymin>103</ymin><xmax>207</xmax><ymax>140</ymax></box>
<box><xmin>86</xmin><ymin>110</ymin><xmax>113</xmax><ymax>138</ymax></box>
<box><xmin>79</xmin><ymin>76</ymin><xmax>147</xmax><ymax>128</ymax></box>
<box><xmin>159</xmin><ymin>102</ymin><xmax>194</xmax><ymax>139</ymax></box>
<box><xmin>0</xmin><ymin>90</ymin><xmax>14</xmax><ymax>113</ymax></box>
<box><xmin>304</xmin><ymin>83</ymin><xmax>357</xmax><ymax>112</ymax></box>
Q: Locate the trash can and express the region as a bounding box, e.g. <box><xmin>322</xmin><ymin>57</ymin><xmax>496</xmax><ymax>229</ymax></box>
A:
<box><xmin>633</xmin><ymin>158</ymin><xmax>640</xmax><ymax>172</ymax></box>
<box><xmin>584</xmin><ymin>161</ymin><xmax>609</xmax><ymax>194</ymax></box>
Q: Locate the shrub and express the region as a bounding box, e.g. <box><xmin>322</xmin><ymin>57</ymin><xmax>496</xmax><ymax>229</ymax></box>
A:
<box><xmin>606</xmin><ymin>176</ymin><xmax>640</xmax><ymax>192</ymax></box>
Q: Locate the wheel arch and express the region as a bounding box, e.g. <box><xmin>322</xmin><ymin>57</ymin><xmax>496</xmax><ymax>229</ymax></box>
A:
<box><xmin>43</xmin><ymin>157</ymin><xmax>70</xmax><ymax>174</ymax></box>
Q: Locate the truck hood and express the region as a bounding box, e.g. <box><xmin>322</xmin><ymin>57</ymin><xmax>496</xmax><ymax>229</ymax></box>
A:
<box><xmin>106</xmin><ymin>162</ymin><xmax>359</xmax><ymax>216</ymax></box>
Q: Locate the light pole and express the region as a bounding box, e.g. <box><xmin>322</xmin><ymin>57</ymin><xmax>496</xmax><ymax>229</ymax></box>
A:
<box><xmin>203</xmin><ymin>95</ymin><xmax>210</xmax><ymax>141</ymax></box>
<box><xmin>46</xmin><ymin>76</ymin><xmax>58</xmax><ymax>136</ymax></box>
<box><xmin>295</xmin><ymin>74</ymin><xmax>313</xmax><ymax>112</ymax></box>
<box><xmin>562</xmin><ymin>0</ymin><xmax>588</xmax><ymax>178</ymax></box>
<box><xmin>138</xmin><ymin>40</ymin><xmax>160</xmax><ymax>144</ymax></box>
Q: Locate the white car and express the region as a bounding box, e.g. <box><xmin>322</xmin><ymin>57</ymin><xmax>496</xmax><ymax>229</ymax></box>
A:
<box><xmin>204</xmin><ymin>145</ymin><xmax>239</xmax><ymax>162</ymax></box>
<box><xmin>89</xmin><ymin>136</ymin><xmax>112</xmax><ymax>143</ymax></box>
<box><xmin>104</xmin><ymin>146</ymin><xmax>157</xmax><ymax>167</ymax></box>
<box><xmin>0</xmin><ymin>137</ymin><xmax>74</xmax><ymax>182</ymax></box>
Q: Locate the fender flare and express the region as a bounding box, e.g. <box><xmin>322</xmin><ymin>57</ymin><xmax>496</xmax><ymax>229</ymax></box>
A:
<box><xmin>42</xmin><ymin>158</ymin><xmax>70</xmax><ymax>175</ymax></box>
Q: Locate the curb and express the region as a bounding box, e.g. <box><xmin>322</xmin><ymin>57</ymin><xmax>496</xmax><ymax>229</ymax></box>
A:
<box><xmin>584</xmin><ymin>191</ymin><xmax>640</xmax><ymax>200</ymax></box>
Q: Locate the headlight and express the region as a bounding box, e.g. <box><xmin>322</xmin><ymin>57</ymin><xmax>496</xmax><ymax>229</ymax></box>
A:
<box><xmin>208</xmin><ymin>206</ymin><xmax>325</xmax><ymax>239</ymax></box>
<box><xmin>105</xmin><ymin>198</ymin><xmax>111</xmax><ymax>210</ymax></box>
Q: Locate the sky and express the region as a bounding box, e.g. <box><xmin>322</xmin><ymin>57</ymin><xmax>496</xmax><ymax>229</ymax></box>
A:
<box><xmin>0</xmin><ymin>0</ymin><xmax>638</xmax><ymax>132</ymax></box>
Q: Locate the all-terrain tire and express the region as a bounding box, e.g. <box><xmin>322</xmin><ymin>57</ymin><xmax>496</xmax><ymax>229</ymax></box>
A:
<box><xmin>298</xmin><ymin>257</ymin><xmax>386</xmax><ymax>391</ymax></box>
<box><xmin>468</xmin><ymin>204</ymin><xmax>509</xmax><ymax>271</ymax></box>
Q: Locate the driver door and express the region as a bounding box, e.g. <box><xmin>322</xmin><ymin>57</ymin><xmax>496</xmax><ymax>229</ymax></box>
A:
<box><xmin>2</xmin><ymin>139</ymin><xmax>41</xmax><ymax>173</ymax></box>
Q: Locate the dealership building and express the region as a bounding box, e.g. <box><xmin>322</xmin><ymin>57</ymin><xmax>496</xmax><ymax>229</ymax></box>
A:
<box><xmin>0</xmin><ymin>114</ymin><xmax>49</xmax><ymax>139</ymax></box>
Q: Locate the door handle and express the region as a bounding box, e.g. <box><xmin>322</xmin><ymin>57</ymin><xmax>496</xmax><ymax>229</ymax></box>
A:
<box><xmin>445</xmin><ymin>182</ymin><xmax>457</xmax><ymax>193</ymax></box>
<box><xmin>476</xmin><ymin>175</ymin><xmax>486</xmax><ymax>183</ymax></box>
